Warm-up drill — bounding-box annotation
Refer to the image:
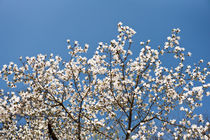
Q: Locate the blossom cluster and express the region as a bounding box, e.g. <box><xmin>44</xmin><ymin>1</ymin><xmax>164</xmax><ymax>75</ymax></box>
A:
<box><xmin>0</xmin><ymin>22</ymin><xmax>209</xmax><ymax>139</ymax></box>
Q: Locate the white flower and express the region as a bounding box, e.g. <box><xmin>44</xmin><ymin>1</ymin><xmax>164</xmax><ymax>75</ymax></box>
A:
<box><xmin>131</xmin><ymin>135</ymin><xmax>138</xmax><ymax>139</ymax></box>
<box><xmin>164</xmin><ymin>45</ymin><xmax>169</xmax><ymax>49</ymax></box>
<box><xmin>98</xmin><ymin>42</ymin><xmax>103</xmax><ymax>46</ymax></box>
<box><xmin>84</xmin><ymin>44</ymin><xmax>89</xmax><ymax>49</ymax></box>
<box><xmin>170</xmin><ymin>119</ymin><xmax>176</xmax><ymax>124</ymax></box>
<box><xmin>157</xmin><ymin>132</ymin><xmax>164</xmax><ymax>137</ymax></box>
<box><xmin>140</xmin><ymin>42</ymin><xmax>144</xmax><ymax>45</ymax></box>
<box><xmin>167</xmin><ymin>37</ymin><xmax>171</xmax><ymax>40</ymax></box>
<box><xmin>19</xmin><ymin>56</ymin><xmax>23</xmax><ymax>60</ymax></box>
<box><xmin>67</xmin><ymin>45</ymin><xmax>71</xmax><ymax>49</ymax></box>
<box><xmin>180</xmin><ymin>107</ymin><xmax>184</xmax><ymax>111</ymax></box>
<box><xmin>118</xmin><ymin>22</ymin><xmax>123</xmax><ymax>26</ymax></box>
<box><xmin>14</xmin><ymin>96</ymin><xmax>20</xmax><ymax>102</ymax></box>
<box><xmin>203</xmin><ymin>83</ymin><xmax>210</xmax><ymax>88</ymax></box>
<box><xmin>191</xmin><ymin>124</ymin><xmax>197</xmax><ymax>129</ymax></box>
<box><xmin>74</xmin><ymin>40</ymin><xmax>78</xmax><ymax>45</ymax></box>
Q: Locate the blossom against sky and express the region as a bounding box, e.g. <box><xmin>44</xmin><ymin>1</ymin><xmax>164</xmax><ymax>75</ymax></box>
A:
<box><xmin>0</xmin><ymin>0</ymin><xmax>209</xmax><ymax>114</ymax></box>
<box><xmin>0</xmin><ymin>0</ymin><xmax>209</xmax><ymax>64</ymax></box>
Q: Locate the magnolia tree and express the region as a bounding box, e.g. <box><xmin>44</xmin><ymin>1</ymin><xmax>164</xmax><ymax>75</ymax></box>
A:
<box><xmin>0</xmin><ymin>22</ymin><xmax>209</xmax><ymax>139</ymax></box>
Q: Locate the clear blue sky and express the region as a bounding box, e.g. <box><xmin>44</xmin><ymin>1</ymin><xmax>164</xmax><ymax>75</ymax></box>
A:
<box><xmin>0</xmin><ymin>0</ymin><xmax>209</xmax><ymax>114</ymax></box>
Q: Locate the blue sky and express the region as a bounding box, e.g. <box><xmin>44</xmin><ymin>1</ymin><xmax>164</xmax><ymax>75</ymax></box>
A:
<box><xmin>0</xmin><ymin>0</ymin><xmax>209</xmax><ymax>114</ymax></box>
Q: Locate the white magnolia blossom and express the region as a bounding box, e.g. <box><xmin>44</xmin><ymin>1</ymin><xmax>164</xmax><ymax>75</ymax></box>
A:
<box><xmin>0</xmin><ymin>22</ymin><xmax>209</xmax><ymax>139</ymax></box>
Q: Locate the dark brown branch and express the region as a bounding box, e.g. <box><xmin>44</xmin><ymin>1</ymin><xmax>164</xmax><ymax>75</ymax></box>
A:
<box><xmin>48</xmin><ymin>121</ymin><xmax>58</xmax><ymax>140</ymax></box>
